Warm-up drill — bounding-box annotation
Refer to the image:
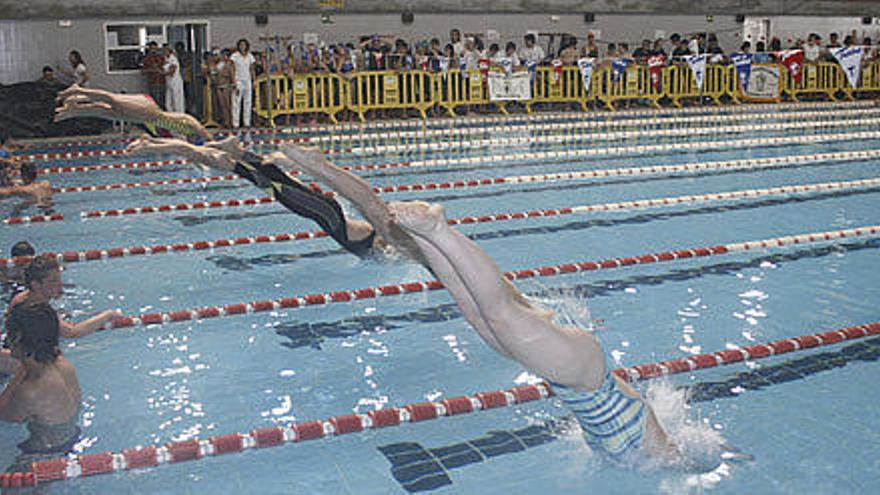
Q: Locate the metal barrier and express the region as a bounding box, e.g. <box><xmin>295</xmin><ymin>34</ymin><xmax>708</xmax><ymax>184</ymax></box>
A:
<box><xmin>201</xmin><ymin>78</ymin><xmax>221</xmax><ymax>128</ymax></box>
<box><xmin>595</xmin><ymin>64</ymin><xmax>663</xmax><ymax>110</ymax></box>
<box><xmin>526</xmin><ymin>66</ymin><xmax>591</xmax><ymax>112</ymax></box>
<box><xmin>347</xmin><ymin>70</ymin><xmax>434</xmax><ymax>121</ymax></box>
<box><xmin>254</xmin><ymin>73</ymin><xmax>347</xmax><ymax>126</ymax></box>
<box><xmin>434</xmin><ymin>69</ymin><xmax>508</xmax><ymax>116</ymax></box>
<box><xmin>663</xmin><ymin>63</ymin><xmax>729</xmax><ymax>107</ymax></box>
<box><xmin>198</xmin><ymin>61</ymin><xmax>880</xmax><ymax>127</ymax></box>
<box><xmin>783</xmin><ymin>62</ymin><xmax>848</xmax><ymax>102</ymax></box>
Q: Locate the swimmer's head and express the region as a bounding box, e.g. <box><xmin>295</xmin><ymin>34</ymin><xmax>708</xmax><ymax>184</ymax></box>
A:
<box><xmin>7</xmin><ymin>302</ymin><xmax>61</xmax><ymax>364</ymax></box>
<box><xmin>24</xmin><ymin>254</ymin><xmax>63</xmax><ymax>299</ymax></box>
<box><xmin>11</xmin><ymin>241</ymin><xmax>35</xmax><ymax>258</ymax></box>
<box><xmin>20</xmin><ymin>161</ymin><xmax>37</xmax><ymax>185</ymax></box>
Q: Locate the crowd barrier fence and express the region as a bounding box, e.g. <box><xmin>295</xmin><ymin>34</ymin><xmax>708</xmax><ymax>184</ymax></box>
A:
<box><xmin>202</xmin><ymin>61</ymin><xmax>880</xmax><ymax>126</ymax></box>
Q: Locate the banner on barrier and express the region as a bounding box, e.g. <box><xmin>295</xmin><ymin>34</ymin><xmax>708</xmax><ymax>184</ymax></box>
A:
<box><xmin>832</xmin><ymin>46</ymin><xmax>863</xmax><ymax>88</ymax></box>
<box><xmin>731</xmin><ymin>52</ymin><xmax>753</xmax><ymax>91</ymax></box>
<box><xmin>685</xmin><ymin>54</ymin><xmax>707</xmax><ymax>90</ymax></box>
<box><xmin>647</xmin><ymin>55</ymin><xmax>665</xmax><ymax>90</ymax></box>
<box><xmin>577</xmin><ymin>57</ymin><xmax>595</xmax><ymax>93</ymax></box>
<box><xmin>612</xmin><ymin>58</ymin><xmax>630</xmax><ymax>82</ymax></box>
<box><xmin>742</xmin><ymin>64</ymin><xmax>780</xmax><ymax>101</ymax></box>
<box><xmin>779</xmin><ymin>49</ymin><xmax>804</xmax><ymax>83</ymax></box>
<box><xmin>488</xmin><ymin>71</ymin><xmax>532</xmax><ymax>100</ymax></box>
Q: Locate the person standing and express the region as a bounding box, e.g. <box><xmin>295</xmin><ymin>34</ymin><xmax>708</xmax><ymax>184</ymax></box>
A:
<box><xmin>141</xmin><ymin>42</ymin><xmax>166</xmax><ymax>109</ymax></box>
<box><xmin>230</xmin><ymin>39</ymin><xmax>256</xmax><ymax>128</ymax></box>
<box><xmin>59</xmin><ymin>50</ymin><xmax>89</xmax><ymax>87</ymax></box>
<box><xmin>163</xmin><ymin>45</ymin><xmax>185</xmax><ymax>113</ymax></box>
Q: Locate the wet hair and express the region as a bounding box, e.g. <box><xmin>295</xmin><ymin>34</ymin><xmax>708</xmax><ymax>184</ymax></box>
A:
<box><xmin>20</xmin><ymin>161</ymin><xmax>37</xmax><ymax>184</ymax></box>
<box><xmin>24</xmin><ymin>254</ymin><xmax>60</xmax><ymax>288</ymax></box>
<box><xmin>11</xmin><ymin>241</ymin><xmax>35</xmax><ymax>258</ymax></box>
<box><xmin>7</xmin><ymin>302</ymin><xmax>60</xmax><ymax>364</ymax></box>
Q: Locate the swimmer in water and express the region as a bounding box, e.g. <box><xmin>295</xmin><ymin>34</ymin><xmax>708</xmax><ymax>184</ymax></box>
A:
<box><xmin>386</xmin><ymin>199</ymin><xmax>679</xmax><ymax>462</ymax></box>
<box><xmin>54</xmin><ymin>84</ymin><xmax>212</xmax><ymax>144</ymax></box>
<box><xmin>8</xmin><ymin>255</ymin><xmax>120</xmax><ymax>339</ymax></box>
<box><xmin>0</xmin><ymin>303</ymin><xmax>82</xmax><ymax>471</ymax></box>
<box><xmin>127</xmin><ymin>136</ymin><xmax>425</xmax><ymax>262</ymax></box>
<box><xmin>0</xmin><ymin>159</ymin><xmax>52</xmax><ymax>207</ymax></box>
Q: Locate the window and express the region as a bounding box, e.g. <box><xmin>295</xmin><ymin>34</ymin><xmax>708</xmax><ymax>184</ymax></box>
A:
<box><xmin>103</xmin><ymin>21</ymin><xmax>209</xmax><ymax>74</ymax></box>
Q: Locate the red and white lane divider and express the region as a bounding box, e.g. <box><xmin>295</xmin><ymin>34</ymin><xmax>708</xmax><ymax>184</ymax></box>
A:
<box><xmin>35</xmin><ymin>128</ymin><xmax>880</xmax><ymax>178</ymax></box>
<box><xmin>9</xmin><ymin>320</ymin><xmax>877</xmax><ymax>488</ymax></box>
<box><xmin>67</xmin><ymin>158</ymin><xmax>880</xmax><ymax>221</ymax></box>
<box><xmin>47</xmin><ymin>148</ymin><xmax>880</xmax><ymax>196</ymax></box>
<box><xmin>39</xmin><ymin>158</ymin><xmax>189</xmax><ymax>176</ymax></box>
<box><xmin>215</xmin><ymin>100</ymin><xmax>874</xmax><ymax>137</ymax></box>
<box><xmin>3</xmin><ymin>213</ymin><xmax>64</xmax><ymax>225</ymax></box>
<box><xmin>26</xmin><ymin>116</ymin><xmax>880</xmax><ymax>161</ymax></box>
<box><xmin>87</xmin><ymin>225</ymin><xmax>880</xmax><ymax>330</ymax></box>
<box><xmin>5</xmin><ymin>177</ymin><xmax>878</xmax><ymax>261</ymax></box>
<box><xmin>52</xmin><ymin>174</ymin><xmax>239</xmax><ymax>194</ymax></box>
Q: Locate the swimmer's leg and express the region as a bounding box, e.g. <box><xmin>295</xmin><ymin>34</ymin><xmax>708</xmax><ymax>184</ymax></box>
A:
<box><xmin>390</xmin><ymin>200</ymin><xmax>605</xmax><ymax>389</ymax></box>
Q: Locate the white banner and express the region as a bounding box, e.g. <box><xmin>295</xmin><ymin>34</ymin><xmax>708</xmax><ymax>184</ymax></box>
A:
<box><xmin>685</xmin><ymin>54</ymin><xmax>707</xmax><ymax>90</ymax></box>
<box><xmin>488</xmin><ymin>71</ymin><xmax>532</xmax><ymax>101</ymax></box>
<box><xmin>577</xmin><ymin>57</ymin><xmax>595</xmax><ymax>94</ymax></box>
<box><xmin>831</xmin><ymin>46</ymin><xmax>864</xmax><ymax>88</ymax></box>
<box><xmin>743</xmin><ymin>65</ymin><xmax>780</xmax><ymax>101</ymax></box>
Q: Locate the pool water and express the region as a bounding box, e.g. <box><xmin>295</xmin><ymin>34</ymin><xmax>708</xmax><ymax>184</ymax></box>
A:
<box><xmin>1</xmin><ymin>101</ymin><xmax>879</xmax><ymax>494</ymax></box>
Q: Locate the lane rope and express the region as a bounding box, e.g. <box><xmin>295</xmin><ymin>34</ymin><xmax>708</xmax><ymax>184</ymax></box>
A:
<box><xmin>34</xmin><ymin>129</ymin><xmax>880</xmax><ymax>179</ymax></box>
<box><xmin>6</xmin><ymin>177</ymin><xmax>879</xmax><ymax>260</ymax></box>
<box><xmin>84</xmin><ymin>225</ymin><xmax>880</xmax><ymax>330</ymax></box>
<box><xmin>26</xmin><ymin>116</ymin><xmax>880</xmax><ymax>161</ymax></box>
<box><xmin>49</xmin><ymin>147</ymin><xmax>880</xmax><ymax>198</ymax></box>
<box><xmin>11</xmin><ymin>320</ymin><xmax>877</xmax><ymax>488</ymax></box>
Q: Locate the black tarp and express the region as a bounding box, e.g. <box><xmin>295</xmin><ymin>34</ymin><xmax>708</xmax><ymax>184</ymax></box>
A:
<box><xmin>0</xmin><ymin>82</ymin><xmax>111</xmax><ymax>139</ymax></box>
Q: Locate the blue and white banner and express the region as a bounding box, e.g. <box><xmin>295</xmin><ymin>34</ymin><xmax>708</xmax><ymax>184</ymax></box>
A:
<box><xmin>526</xmin><ymin>60</ymin><xmax>537</xmax><ymax>82</ymax></box>
<box><xmin>438</xmin><ymin>56</ymin><xmax>450</xmax><ymax>73</ymax></box>
<box><xmin>731</xmin><ymin>52</ymin><xmax>753</xmax><ymax>92</ymax></box>
<box><xmin>499</xmin><ymin>57</ymin><xmax>514</xmax><ymax>76</ymax></box>
<box><xmin>459</xmin><ymin>58</ymin><xmax>468</xmax><ymax>78</ymax></box>
<box><xmin>831</xmin><ymin>46</ymin><xmax>864</xmax><ymax>88</ymax></box>
<box><xmin>577</xmin><ymin>57</ymin><xmax>595</xmax><ymax>93</ymax></box>
<box><xmin>611</xmin><ymin>58</ymin><xmax>629</xmax><ymax>82</ymax></box>
<box><xmin>685</xmin><ymin>54</ymin><xmax>707</xmax><ymax>90</ymax></box>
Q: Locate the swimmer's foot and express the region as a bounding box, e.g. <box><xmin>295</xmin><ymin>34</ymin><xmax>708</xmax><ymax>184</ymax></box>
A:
<box><xmin>389</xmin><ymin>200</ymin><xmax>446</xmax><ymax>237</ymax></box>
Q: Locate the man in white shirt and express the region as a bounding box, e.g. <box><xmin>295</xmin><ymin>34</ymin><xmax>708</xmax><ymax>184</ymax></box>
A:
<box><xmin>163</xmin><ymin>46</ymin><xmax>185</xmax><ymax>113</ymax></box>
<box><xmin>519</xmin><ymin>33</ymin><xmax>545</xmax><ymax>65</ymax></box>
<box><xmin>230</xmin><ymin>38</ymin><xmax>256</xmax><ymax>128</ymax></box>
<box><xmin>803</xmin><ymin>33</ymin><xmax>822</xmax><ymax>63</ymax></box>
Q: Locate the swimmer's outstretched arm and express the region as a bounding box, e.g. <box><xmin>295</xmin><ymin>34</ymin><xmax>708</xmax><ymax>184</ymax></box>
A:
<box><xmin>127</xmin><ymin>136</ymin><xmax>237</xmax><ymax>172</ymax></box>
<box><xmin>59</xmin><ymin>310</ymin><xmax>121</xmax><ymax>339</ymax></box>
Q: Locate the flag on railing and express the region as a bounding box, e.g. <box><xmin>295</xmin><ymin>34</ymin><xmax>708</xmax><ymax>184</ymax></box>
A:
<box><xmin>438</xmin><ymin>56</ymin><xmax>449</xmax><ymax>74</ymax></box>
<box><xmin>577</xmin><ymin>57</ymin><xmax>595</xmax><ymax>93</ymax></box>
<box><xmin>526</xmin><ymin>60</ymin><xmax>537</xmax><ymax>82</ymax></box>
<box><xmin>831</xmin><ymin>46</ymin><xmax>864</xmax><ymax>88</ymax></box>
<box><xmin>459</xmin><ymin>58</ymin><xmax>468</xmax><ymax>78</ymax></box>
<box><xmin>684</xmin><ymin>54</ymin><xmax>707</xmax><ymax>90</ymax></box>
<box><xmin>647</xmin><ymin>55</ymin><xmax>665</xmax><ymax>91</ymax></box>
<box><xmin>551</xmin><ymin>59</ymin><xmax>564</xmax><ymax>85</ymax></box>
<box><xmin>778</xmin><ymin>49</ymin><xmax>804</xmax><ymax>83</ymax></box>
<box><xmin>478</xmin><ymin>57</ymin><xmax>491</xmax><ymax>83</ymax></box>
<box><xmin>612</xmin><ymin>58</ymin><xmax>629</xmax><ymax>82</ymax></box>
<box><xmin>500</xmin><ymin>57</ymin><xmax>514</xmax><ymax>76</ymax></box>
<box><xmin>731</xmin><ymin>52</ymin><xmax>753</xmax><ymax>92</ymax></box>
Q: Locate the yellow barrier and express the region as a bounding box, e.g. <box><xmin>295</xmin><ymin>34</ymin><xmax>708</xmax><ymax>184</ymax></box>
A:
<box><xmin>527</xmin><ymin>66</ymin><xmax>592</xmax><ymax>112</ymax></box>
<box><xmin>854</xmin><ymin>60</ymin><xmax>880</xmax><ymax>96</ymax></box>
<box><xmin>663</xmin><ymin>64</ymin><xmax>729</xmax><ymax>107</ymax></box>
<box><xmin>783</xmin><ymin>62</ymin><xmax>848</xmax><ymax>102</ymax></box>
<box><xmin>253</xmin><ymin>73</ymin><xmax>347</xmax><ymax>126</ymax></box>
<box><xmin>434</xmin><ymin>69</ymin><xmax>508</xmax><ymax>116</ymax></box>
<box><xmin>347</xmin><ymin>70</ymin><xmax>434</xmax><ymax>121</ymax></box>
<box><xmin>201</xmin><ymin>77</ymin><xmax>220</xmax><ymax>128</ymax></box>
<box><xmin>595</xmin><ymin>64</ymin><xmax>663</xmax><ymax>110</ymax></box>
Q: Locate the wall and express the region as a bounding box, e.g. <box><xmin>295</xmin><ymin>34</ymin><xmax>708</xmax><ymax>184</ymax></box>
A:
<box><xmin>1</xmin><ymin>12</ymin><xmax>740</xmax><ymax>91</ymax></box>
